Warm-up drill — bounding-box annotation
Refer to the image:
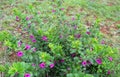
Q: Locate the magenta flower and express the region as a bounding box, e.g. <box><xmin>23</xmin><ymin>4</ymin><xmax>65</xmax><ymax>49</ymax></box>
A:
<box><xmin>96</xmin><ymin>58</ymin><xmax>102</xmax><ymax>64</ymax></box>
<box><xmin>30</xmin><ymin>35</ymin><xmax>35</xmax><ymax>39</ymax></box>
<box><xmin>101</xmin><ymin>40</ymin><xmax>105</xmax><ymax>44</ymax></box>
<box><xmin>42</xmin><ymin>36</ymin><xmax>48</xmax><ymax>41</ymax></box>
<box><xmin>32</xmin><ymin>39</ymin><xmax>36</xmax><ymax>43</ymax></box>
<box><xmin>18</xmin><ymin>41</ymin><xmax>22</xmax><ymax>47</ymax></box>
<box><xmin>32</xmin><ymin>47</ymin><xmax>36</xmax><ymax>52</ymax></box>
<box><xmin>60</xmin><ymin>59</ymin><xmax>64</xmax><ymax>63</ymax></box>
<box><xmin>24</xmin><ymin>73</ymin><xmax>31</xmax><ymax>77</ymax></box>
<box><xmin>17</xmin><ymin>51</ymin><xmax>23</xmax><ymax>57</ymax></box>
<box><xmin>26</xmin><ymin>16</ymin><xmax>30</xmax><ymax>20</ymax></box>
<box><xmin>16</xmin><ymin>16</ymin><xmax>19</xmax><ymax>21</ymax></box>
<box><xmin>72</xmin><ymin>17</ymin><xmax>75</xmax><ymax>21</ymax></box>
<box><xmin>108</xmin><ymin>57</ymin><xmax>113</xmax><ymax>61</ymax></box>
<box><xmin>82</xmin><ymin>61</ymin><xmax>87</xmax><ymax>66</ymax></box>
<box><xmin>74</xmin><ymin>34</ymin><xmax>81</xmax><ymax>38</ymax></box>
<box><xmin>50</xmin><ymin>63</ymin><xmax>55</xmax><ymax>68</ymax></box>
<box><xmin>59</xmin><ymin>34</ymin><xmax>63</xmax><ymax>38</ymax></box>
<box><xmin>107</xmin><ymin>70</ymin><xmax>111</xmax><ymax>74</ymax></box>
<box><xmin>73</xmin><ymin>25</ymin><xmax>77</xmax><ymax>30</ymax></box>
<box><xmin>25</xmin><ymin>44</ymin><xmax>31</xmax><ymax>50</ymax></box>
<box><xmin>52</xmin><ymin>10</ymin><xmax>56</xmax><ymax>13</ymax></box>
<box><xmin>86</xmin><ymin>31</ymin><xmax>90</xmax><ymax>35</ymax></box>
<box><xmin>61</xmin><ymin>8</ymin><xmax>64</xmax><ymax>11</ymax></box>
<box><xmin>32</xmin><ymin>63</ymin><xmax>35</xmax><ymax>66</ymax></box>
<box><xmin>71</xmin><ymin>53</ymin><xmax>76</xmax><ymax>57</ymax></box>
<box><xmin>39</xmin><ymin>62</ymin><xmax>46</xmax><ymax>68</ymax></box>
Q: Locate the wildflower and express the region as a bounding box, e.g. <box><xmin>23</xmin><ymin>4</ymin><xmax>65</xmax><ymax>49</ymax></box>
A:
<box><xmin>61</xmin><ymin>8</ymin><xmax>64</xmax><ymax>11</ymax></box>
<box><xmin>50</xmin><ymin>63</ymin><xmax>54</xmax><ymax>68</ymax></box>
<box><xmin>52</xmin><ymin>10</ymin><xmax>56</xmax><ymax>13</ymax></box>
<box><xmin>32</xmin><ymin>39</ymin><xmax>36</xmax><ymax>43</ymax></box>
<box><xmin>39</xmin><ymin>62</ymin><xmax>46</xmax><ymax>68</ymax></box>
<box><xmin>108</xmin><ymin>57</ymin><xmax>113</xmax><ymax>61</ymax></box>
<box><xmin>25</xmin><ymin>44</ymin><xmax>31</xmax><ymax>50</ymax></box>
<box><xmin>18</xmin><ymin>40</ymin><xmax>22</xmax><ymax>47</ymax></box>
<box><xmin>72</xmin><ymin>17</ymin><xmax>75</xmax><ymax>21</ymax></box>
<box><xmin>96</xmin><ymin>58</ymin><xmax>102</xmax><ymax>64</ymax></box>
<box><xmin>30</xmin><ymin>35</ymin><xmax>35</xmax><ymax>39</ymax></box>
<box><xmin>26</xmin><ymin>16</ymin><xmax>30</xmax><ymax>20</ymax></box>
<box><xmin>82</xmin><ymin>61</ymin><xmax>87</xmax><ymax>66</ymax></box>
<box><xmin>32</xmin><ymin>63</ymin><xmax>35</xmax><ymax>66</ymax></box>
<box><xmin>16</xmin><ymin>16</ymin><xmax>19</xmax><ymax>21</ymax></box>
<box><xmin>107</xmin><ymin>70</ymin><xmax>111</xmax><ymax>74</ymax></box>
<box><xmin>42</xmin><ymin>36</ymin><xmax>48</xmax><ymax>41</ymax></box>
<box><xmin>71</xmin><ymin>53</ymin><xmax>76</xmax><ymax>57</ymax></box>
<box><xmin>101</xmin><ymin>40</ymin><xmax>105</xmax><ymax>44</ymax></box>
<box><xmin>60</xmin><ymin>59</ymin><xmax>64</xmax><ymax>63</ymax></box>
<box><xmin>74</xmin><ymin>34</ymin><xmax>81</xmax><ymax>38</ymax></box>
<box><xmin>73</xmin><ymin>25</ymin><xmax>77</xmax><ymax>30</ymax></box>
<box><xmin>67</xmin><ymin>67</ymin><xmax>71</xmax><ymax>70</ymax></box>
<box><xmin>17</xmin><ymin>51</ymin><xmax>23</xmax><ymax>57</ymax></box>
<box><xmin>59</xmin><ymin>34</ymin><xmax>63</xmax><ymax>38</ymax></box>
<box><xmin>38</xmin><ymin>11</ymin><xmax>41</xmax><ymax>14</ymax></box>
<box><xmin>24</xmin><ymin>73</ymin><xmax>31</xmax><ymax>77</ymax></box>
<box><xmin>86</xmin><ymin>31</ymin><xmax>90</xmax><ymax>35</ymax></box>
<box><xmin>32</xmin><ymin>47</ymin><xmax>36</xmax><ymax>52</ymax></box>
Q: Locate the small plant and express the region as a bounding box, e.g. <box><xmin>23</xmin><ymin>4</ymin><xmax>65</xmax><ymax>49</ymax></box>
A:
<box><xmin>0</xmin><ymin>0</ymin><xmax>120</xmax><ymax>77</ymax></box>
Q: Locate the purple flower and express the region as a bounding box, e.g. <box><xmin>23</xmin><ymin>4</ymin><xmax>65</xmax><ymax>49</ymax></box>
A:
<box><xmin>52</xmin><ymin>10</ymin><xmax>56</xmax><ymax>13</ymax></box>
<box><xmin>30</xmin><ymin>35</ymin><xmax>35</xmax><ymax>39</ymax></box>
<box><xmin>32</xmin><ymin>39</ymin><xmax>36</xmax><ymax>43</ymax></box>
<box><xmin>73</xmin><ymin>25</ymin><xmax>77</xmax><ymax>30</ymax></box>
<box><xmin>25</xmin><ymin>44</ymin><xmax>31</xmax><ymax>50</ymax></box>
<box><xmin>17</xmin><ymin>51</ymin><xmax>23</xmax><ymax>57</ymax></box>
<box><xmin>60</xmin><ymin>59</ymin><xmax>64</xmax><ymax>63</ymax></box>
<box><xmin>32</xmin><ymin>47</ymin><xmax>36</xmax><ymax>52</ymax></box>
<box><xmin>61</xmin><ymin>8</ymin><xmax>64</xmax><ymax>11</ymax></box>
<box><xmin>67</xmin><ymin>67</ymin><xmax>71</xmax><ymax>70</ymax></box>
<box><xmin>71</xmin><ymin>53</ymin><xmax>76</xmax><ymax>57</ymax></box>
<box><xmin>74</xmin><ymin>34</ymin><xmax>81</xmax><ymax>38</ymax></box>
<box><xmin>86</xmin><ymin>31</ymin><xmax>90</xmax><ymax>35</ymax></box>
<box><xmin>42</xmin><ymin>36</ymin><xmax>48</xmax><ymax>41</ymax></box>
<box><xmin>18</xmin><ymin>41</ymin><xmax>22</xmax><ymax>47</ymax></box>
<box><xmin>38</xmin><ymin>11</ymin><xmax>41</xmax><ymax>14</ymax></box>
<box><xmin>50</xmin><ymin>63</ymin><xmax>54</xmax><ymax>68</ymax></box>
<box><xmin>96</xmin><ymin>58</ymin><xmax>102</xmax><ymax>64</ymax></box>
<box><xmin>59</xmin><ymin>34</ymin><xmax>63</xmax><ymax>38</ymax></box>
<box><xmin>26</xmin><ymin>16</ymin><xmax>30</xmax><ymax>20</ymax></box>
<box><xmin>108</xmin><ymin>57</ymin><xmax>113</xmax><ymax>61</ymax></box>
<box><xmin>24</xmin><ymin>73</ymin><xmax>31</xmax><ymax>77</ymax></box>
<box><xmin>32</xmin><ymin>63</ymin><xmax>35</xmax><ymax>66</ymax></box>
<box><xmin>107</xmin><ymin>70</ymin><xmax>111</xmax><ymax>74</ymax></box>
<box><xmin>101</xmin><ymin>40</ymin><xmax>105</xmax><ymax>44</ymax></box>
<box><xmin>39</xmin><ymin>62</ymin><xmax>46</xmax><ymax>68</ymax></box>
<box><xmin>72</xmin><ymin>17</ymin><xmax>75</xmax><ymax>21</ymax></box>
<box><xmin>82</xmin><ymin>61</ymin><xmax>87</xmax><ymax>66</ymax></box>
<box><xmin>16</xmin><ymin>16</ymin><xmax>19</xmax><ymax>21</ymax></box>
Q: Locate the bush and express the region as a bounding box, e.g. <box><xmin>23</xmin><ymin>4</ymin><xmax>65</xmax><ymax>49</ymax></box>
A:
<box><xmin>0</xmin><ymin>1</ymin><xmax>120</xmax><ymax>77</ymax></box>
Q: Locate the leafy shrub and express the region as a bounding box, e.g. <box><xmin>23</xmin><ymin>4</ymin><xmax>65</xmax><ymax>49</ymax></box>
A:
<box><xmin>0</xmin><ymin>0</ymin><xmax>120</xmax><ymax>77</ymax></box>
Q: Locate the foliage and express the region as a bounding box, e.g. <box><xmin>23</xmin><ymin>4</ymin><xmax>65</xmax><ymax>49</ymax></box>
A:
<box><xmin>0</xmin><ymin>0</ymin><xmax>120</xmax><ymax>77</ymax></box>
